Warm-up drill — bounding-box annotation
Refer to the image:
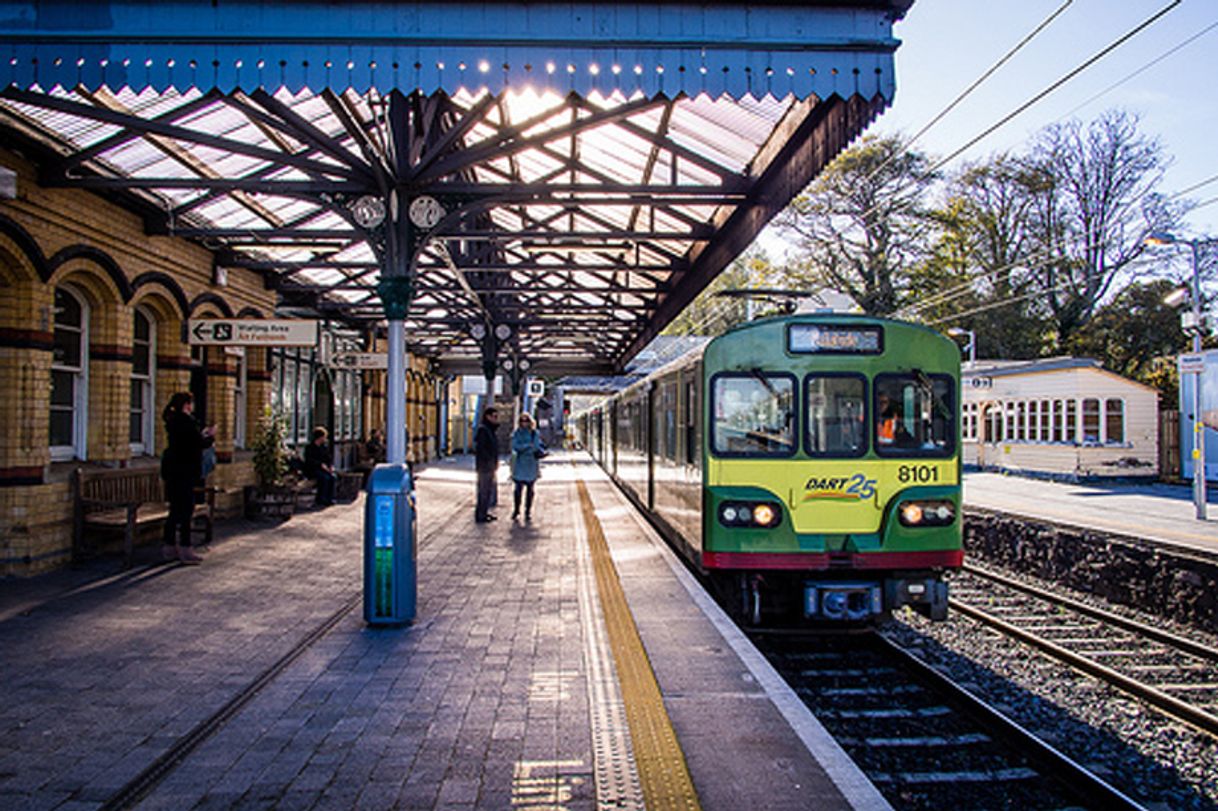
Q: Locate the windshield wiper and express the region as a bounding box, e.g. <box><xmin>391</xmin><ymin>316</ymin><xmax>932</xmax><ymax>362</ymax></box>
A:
<box><xmin>750</xmin><ymin>367</ymin><xmax>778</xmax><ymax>397</ymax></box>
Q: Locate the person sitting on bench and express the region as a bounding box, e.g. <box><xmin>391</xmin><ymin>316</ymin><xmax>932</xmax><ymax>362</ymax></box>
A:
<box><xmin>304</xmin><ymin>426</ymin><xmax>337</xmax><ymax>507</ymax></box>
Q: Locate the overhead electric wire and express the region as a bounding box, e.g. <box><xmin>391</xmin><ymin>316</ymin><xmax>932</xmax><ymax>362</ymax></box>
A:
<box><xmin>865</xmin><ymin>0</ymin><xmax>1075</xmax><ymax>184</ymax></box>
<box><xmin>923</xmin><ymin>0</ymin><xmax>1182</xmax><ymax>178</ymax></box>
<box><xmin>1061</xmin><ymin>16</ymin><xmax>1218</xmax><ymax>120</ymax></box>
<box><xmin>788</xmin><ymin>1</ymin><xmax>1187</xmax><ymax>326</ymax></box>
<box><xmin>1173</xmin><ymin>172</ymin><xmax>1218</xmax><ymax>200</ymax></box>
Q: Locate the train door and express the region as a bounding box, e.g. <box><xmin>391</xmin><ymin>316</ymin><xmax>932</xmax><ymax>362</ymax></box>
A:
<box><xmin>646</xmin><ymin>382</ymin><xmax>656</xmax><ymax>510</ymax></box>
<box><xmin>609</xmin><ymin>400</ymin><xmax>619</xmax><ymax>476</ymax></box>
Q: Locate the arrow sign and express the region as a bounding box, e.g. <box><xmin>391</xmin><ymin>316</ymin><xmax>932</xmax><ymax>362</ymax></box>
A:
<box><xmin>187</xmin><ymin>319</ymin><xmax>318</xmax><ymax>347</ymax></box>
<box><xmin>332</xmin><ymin>352</ymin><xmax>388</xmax><ymax>370</ymax></box>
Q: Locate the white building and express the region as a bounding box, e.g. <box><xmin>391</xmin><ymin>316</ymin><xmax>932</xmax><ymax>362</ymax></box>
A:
<box><xmin>962</xmin><ymin>358</ymin><xmax>1159</xmax><ymax>480</ymax></box>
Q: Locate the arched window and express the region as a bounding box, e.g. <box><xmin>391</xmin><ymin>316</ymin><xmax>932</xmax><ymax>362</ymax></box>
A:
<box><xmin>130</xmin><ymin>308</ymin><xmax>156</xmax><ymax>454</ymax></box>
<box><xmin>50</xmin><ymin>286</ymin><xmax>88</xmax><ymax>461</ymax></box>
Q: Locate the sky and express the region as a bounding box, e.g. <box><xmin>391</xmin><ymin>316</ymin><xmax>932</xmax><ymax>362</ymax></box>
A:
<box><xmin>759</xmin><ymin>0</ymin><xmax>1218</xmax><ymax>258</ymax></box>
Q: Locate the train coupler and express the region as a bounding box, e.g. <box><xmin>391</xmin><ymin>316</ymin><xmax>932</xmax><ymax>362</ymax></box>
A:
<box><xmin>803</xmin><ymin>581</ymin><xmax>884</xmax><ymax>621</ymax></box>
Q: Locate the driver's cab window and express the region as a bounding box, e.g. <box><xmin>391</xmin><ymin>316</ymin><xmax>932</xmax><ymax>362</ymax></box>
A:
<box><xmin>710</xmin><ymin>373</ymin><xmax>796</xmax><ymax>457</ymax></box>
<box><xmin>874</xmin><ymin>374</ymin><xmax>955</xmax><ymax>457</ymax></box>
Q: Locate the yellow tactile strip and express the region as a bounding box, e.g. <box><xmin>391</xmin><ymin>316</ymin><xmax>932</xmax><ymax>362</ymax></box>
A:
<box><xmin>576</xmin><ymin>480</ymin><xmax>702</xmax><ymax>811</ymax></box>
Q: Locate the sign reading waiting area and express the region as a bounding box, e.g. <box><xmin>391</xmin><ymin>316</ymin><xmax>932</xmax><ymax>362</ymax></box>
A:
<box><xmin>188</xmin><ymin>319</ymin><xmax>318</xmax><ymax>347</ymax></box>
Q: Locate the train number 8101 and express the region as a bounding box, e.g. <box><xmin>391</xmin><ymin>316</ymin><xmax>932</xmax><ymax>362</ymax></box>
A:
<box><xmin>897</xmin><ymin>465</ymin><xmax>940</xmax><ymax>484</ymax></box>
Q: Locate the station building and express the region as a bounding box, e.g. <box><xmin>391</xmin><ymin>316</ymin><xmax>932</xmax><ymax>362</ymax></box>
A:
<box><xmin>0</xmin><ymin>147</ymin><xmax>444</xmax><ymax>576</ymax></box>
<box><xmin>961</xmin><ymin>357</ymin><xmax>1160</xmax><ymax>480</ymax></box>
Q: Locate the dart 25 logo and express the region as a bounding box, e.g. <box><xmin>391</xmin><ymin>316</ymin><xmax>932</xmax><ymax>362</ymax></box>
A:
<box><xmin>803</xmin><ymin>474</ymin><xmax>876</xmax><ymax>501</ymax></box>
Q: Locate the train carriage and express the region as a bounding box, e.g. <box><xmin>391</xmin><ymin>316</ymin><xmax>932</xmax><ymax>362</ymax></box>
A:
<box><xmin>576</xmin><ymin>313</ymin><xmax>963</xmax><ymax>624</ymax></box>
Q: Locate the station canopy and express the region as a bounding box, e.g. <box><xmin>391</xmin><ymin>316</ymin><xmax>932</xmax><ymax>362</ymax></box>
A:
<box><xmin>0</xmin><ymin>1</ymin><xmax>911</xmax><ymax>375</ymax></box>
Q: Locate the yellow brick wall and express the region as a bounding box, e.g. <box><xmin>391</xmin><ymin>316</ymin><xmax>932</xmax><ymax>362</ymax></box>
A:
<box><xmin>0</xmin><ymin>147</ymin><xmax>278</xmax><ymax>575</ymax></box>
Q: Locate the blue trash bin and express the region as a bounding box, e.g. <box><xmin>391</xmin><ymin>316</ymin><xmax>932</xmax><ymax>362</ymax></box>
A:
<box><xmin>364</xmin><ymin>463</ymin><xmax>416</xmax><ymax>625</ymax></box>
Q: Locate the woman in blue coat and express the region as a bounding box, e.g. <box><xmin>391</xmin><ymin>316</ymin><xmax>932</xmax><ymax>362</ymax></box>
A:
<box><xmin>510</xmin><ymin>412</ymin><xmax>545</xmax><ymax>521</ymax></box>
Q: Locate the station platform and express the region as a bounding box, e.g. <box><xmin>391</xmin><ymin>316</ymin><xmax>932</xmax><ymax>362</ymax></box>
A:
<box><xmin>964</xmin><ymin>472</ymin><xmax>1218</xmax><ymax>558</ymax></box>
<box><xmin>0</xmin><ymin>453</ymin><xmax>888</xmax><ymax>811</ymax></box>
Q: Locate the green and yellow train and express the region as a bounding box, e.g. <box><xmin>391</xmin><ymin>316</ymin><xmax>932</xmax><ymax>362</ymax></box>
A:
<box><xmin>575</xmin><ymin>313</ymin><xmax>962</xmax><ymax>624</ymax></box>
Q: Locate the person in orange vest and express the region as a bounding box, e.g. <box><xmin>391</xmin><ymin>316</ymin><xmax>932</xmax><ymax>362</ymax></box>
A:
<box><xmin>878</xmin><ymin>392</ymin><xmax>919</xmax><ymax>448</ymax></box>
<box><xmin>877</xmin><ymin>393</ymin><xmax>898</xmax><ymax>446</ymax></box>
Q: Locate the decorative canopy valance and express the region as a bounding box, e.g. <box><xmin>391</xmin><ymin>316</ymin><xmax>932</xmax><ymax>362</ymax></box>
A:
<box><xmin>2</xmin><ymin>1</ymin><xmax>904</xmax><ymax>100</ymax></box>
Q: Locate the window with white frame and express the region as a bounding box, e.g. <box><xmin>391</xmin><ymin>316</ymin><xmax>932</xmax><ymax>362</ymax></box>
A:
<box><xmin>986</xmin><ymin>402</ymin><xmax>1003</xmax><ymax>443</ymax></box>
<box><xmin>129</xmin><ymin>308</ymin><xmax>155</xmax><ymax>454</ymax></box>
<box><xmin>270</xmin><ymin>352</ymin><xmax>282</xmax><ymax>414</ymax></box>
<box><xmin>232</xmin><ymin>348</ymin><xmax>247</xmax><ymax>449</ymax></box>
<box><xmin>51</xmin><ymin>287</ymin><xmax>88</xmax><ymax>461</ymax></box>
<box><xmin>295</xmin><ymin>353</ymin><xmax>311</xmax><ymax>443</ymax></box>
<box><xmin>1082</xmin><ymin>398</ymin><xmax>1101</xmax><ymax>443</ymax></box>
<box><xmin>1105</xmin><ymin>398</ymin><xmax>1125</xmax><ymax>444</ymax></box>
<box><xmin>962</xmin><ymin>402</ymin><xmax>978</xmax><ymax>441</ymax></box>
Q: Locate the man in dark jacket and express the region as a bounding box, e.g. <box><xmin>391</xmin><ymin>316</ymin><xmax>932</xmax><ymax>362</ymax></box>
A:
<box><xmin>474</xmin><ymin>407</ymin><xmax>500</xmax><ymax>522</ymax></box>
<box><xmin>304</xmin><ymin>426</ymin><xmax>337</xmax><ymax>507</ymax></box>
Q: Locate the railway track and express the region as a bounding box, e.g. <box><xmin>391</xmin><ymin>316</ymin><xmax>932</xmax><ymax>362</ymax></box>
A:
<box><xmin>751</xmin><ymin>630</ymin><xmax>1143</xmax><ymax>811</ymax></box>
<box><xmin>951</xmin><ymin>563</ymin><xmax>1218</xmax><ymax>739</ymax></box>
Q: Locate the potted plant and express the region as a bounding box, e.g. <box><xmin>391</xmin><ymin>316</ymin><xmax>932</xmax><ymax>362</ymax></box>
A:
<box><xmin>245</xmin><ymin>410</ymin><xmax>295</xmax><ymax>519</ymax></box>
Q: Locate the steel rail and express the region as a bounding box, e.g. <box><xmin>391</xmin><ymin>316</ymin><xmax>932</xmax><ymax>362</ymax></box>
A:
<box><xmin>950</xmin><ymin>598</ymin><xmax>1218</xmax><ymax>739</ymax></box>
<box><xmin>962</xmin><ymin>562</ymin><xmax>1218</xmax><ymax>664</ymax></box>
<box><xmin>875</xmin><ymin>633</ymin><xmax>1147</xmax><ymax>810</ymax></box>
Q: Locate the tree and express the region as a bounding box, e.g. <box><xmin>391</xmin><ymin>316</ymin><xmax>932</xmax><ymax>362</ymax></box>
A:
<box><xmin>1023</xmin><ymin>110</ymin><xmax>1180</xmax><ymax>349</ymax></box>
<box><xmin>914</xmin><ymin>155</ymin><xmax>1048</xmax><ymax>359</ymax></box>
<box><xmin>775</xmin><ymin>135</ymin><xmax>935</xmax><ymax>315</ymax></box>
<box><xmin>664</xmin><ymin>250</ymin><xmax>774</xmax><ymax>337</ymax></box>
<box><xmin>1066</xmin><ymin>279</ymin><xmax>1187</xmax><ymax>387</ymax></box>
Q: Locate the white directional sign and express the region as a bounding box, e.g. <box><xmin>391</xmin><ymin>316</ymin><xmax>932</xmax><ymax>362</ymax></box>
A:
<box><xmin>332</xmin><ymin>352</ymin><xmax>388</xmax><ymax>370</ymax></box>
<box><xmin>1179</xmin><ymin>354</ymin><xmax>1205</xmax><ymax>375</ymax></box>
<box><xmin>188</xmin><ymin>319</ymin><xmax>318</xmax><ymax>346</ymax></box>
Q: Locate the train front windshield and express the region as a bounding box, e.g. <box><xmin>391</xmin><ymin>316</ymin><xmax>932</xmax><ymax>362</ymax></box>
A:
<box><xmin>874</xmin><ymin>373</ymin><xmax>955</xmax><ymax>456</ymax></box>
<box><xmin>711</xmin><ymin>373</ymin><xmax>797</xmax><ymax>456</ymax></box>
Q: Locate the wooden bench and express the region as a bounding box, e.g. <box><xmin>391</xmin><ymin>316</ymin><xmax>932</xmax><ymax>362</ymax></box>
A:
<box><xmin>72</xmin><ymin>467</ymin><xmax>215</xmax><ymax>568</ymax></box>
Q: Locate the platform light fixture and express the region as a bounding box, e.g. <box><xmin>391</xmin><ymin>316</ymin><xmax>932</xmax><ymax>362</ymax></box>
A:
<box><xmin>1145</xmin><ymin>230</ymin><xmax>1215</xmax><ymax>521</ymax></box>
<box><xmin>946</xmin><ymin>327</ymin><xmax>976</xmax><ymax>366</ymax></box>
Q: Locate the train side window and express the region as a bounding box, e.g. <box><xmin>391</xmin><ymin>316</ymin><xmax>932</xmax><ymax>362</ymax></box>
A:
<box><xmin>804</xmin><ymin>374</ymin><xmax>866</xmax><ymax>458</ymax></box>
<box><xmin>874</xmin><ymin>373</ymin><xmax>955</xmax><ymax>458</ymax></box>
<box><xmin>710</xmin><ymin>373</ymin><xmax>797</xmax><ymax>458</ymax></box>
<box><xmin>685</xmin><ymin>380</ymin><xmax>698</xmax><ymax>465</ymax></box>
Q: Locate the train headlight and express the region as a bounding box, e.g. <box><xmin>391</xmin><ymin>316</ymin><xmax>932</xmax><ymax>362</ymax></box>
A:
<box><xmin>718</xmin><ymin>501</ymin><xmax>782</xmax><ymax>528</ymax></box>
<box><xmin>898</xmin><ymin>500</ymin><xmax>955</xmax><ymax>527</ymax></box>
<box><xmin>752</xmin><ymin>503</ymin><xmax>776</xmax><ymax>527</ymax></box>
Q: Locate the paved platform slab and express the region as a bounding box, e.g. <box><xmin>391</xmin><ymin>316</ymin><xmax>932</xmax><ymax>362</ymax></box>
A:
<box><xmin>964</xmin><ymin>472</ymin><xmax>1218</xmax><ymax>557</ymax></box>
<box><xmin>0</xmin><ymin>453</ymin><xmax>884</xmax><ymax>811</ymax></box>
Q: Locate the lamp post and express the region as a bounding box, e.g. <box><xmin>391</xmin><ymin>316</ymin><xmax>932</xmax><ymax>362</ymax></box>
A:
<box><xmin>946</xmin><ymin>327</ymin><xmax>976</xmax><ymax>366</ymax></box>
<box><xmin>1146</xmin><ymin>232</ymin><xmax>1213</xmax><ymax>520</ymax></box>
